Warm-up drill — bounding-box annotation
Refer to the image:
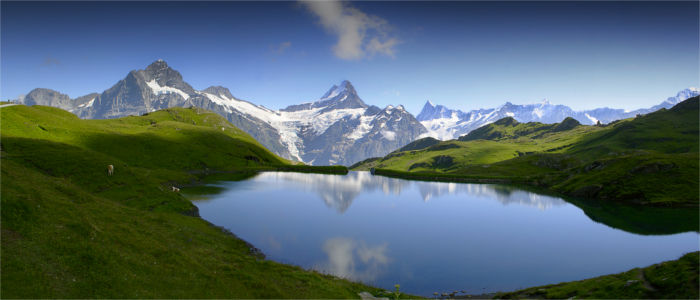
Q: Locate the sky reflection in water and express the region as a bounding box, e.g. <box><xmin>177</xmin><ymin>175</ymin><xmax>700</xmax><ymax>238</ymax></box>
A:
<box><xmin>188</xmin><ymin>171</ymin><xmax>699</xmax><ymax>296</ymax></box>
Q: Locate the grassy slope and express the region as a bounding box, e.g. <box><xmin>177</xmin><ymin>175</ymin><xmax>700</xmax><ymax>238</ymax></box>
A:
<box><xmin>496</xmin><ymin>251</ymin><xmax>699</xmax><ymax>299</ymax></box>
<box><xmin>394</xmin><ymin>137</ymin><xmax>441</xmax><ymax>152</ymax></box>
<box><xmin>1</xmin><ymin>105</ymin><xmax>379</xmax><ymax>298</ymax></box>
<box><xmin>354</xmin><ymin>97</ymin><xmax>699</xmax><ymax>206</ymax></box>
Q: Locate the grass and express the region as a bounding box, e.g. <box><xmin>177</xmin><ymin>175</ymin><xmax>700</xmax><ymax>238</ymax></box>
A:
<box><xmin>0</xmin><ymin>105</ymin><xmax>388</xmax><ymax>298</ymax></box>
<box><xmin>496</xmin><ymin>251</ymin><xmax>699</xmax><ymax>299</ymax></box>
<box><xmin>2</xmin><ymin>103</ymin><xmax>696</xmax><ymax>298</ymax></box>
<box><xmin>353</xmin><ymin>97</ymin><xmax>699</xmax><ymax>207</ymax></box>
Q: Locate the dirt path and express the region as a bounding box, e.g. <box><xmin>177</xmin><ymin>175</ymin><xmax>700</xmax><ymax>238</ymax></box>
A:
<box><xmin>636</xmin><ymin>269</ymin><xmax>657</xmax><ymax>292</ymax></box>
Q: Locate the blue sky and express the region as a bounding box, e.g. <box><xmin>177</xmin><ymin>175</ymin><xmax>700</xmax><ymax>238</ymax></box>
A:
<box><xmin>1</xmin><ymin>1</ymin><xmax>698</xmax><ymax>114</ymax></box>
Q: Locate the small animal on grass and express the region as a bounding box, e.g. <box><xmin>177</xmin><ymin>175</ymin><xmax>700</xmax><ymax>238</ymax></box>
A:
<box><xmin>171</xmin><ymin>186</ymin><xmax>180</xmax><ymax>192</ymax></box>
<box><xmin>107</xmin><ymin>164</ymin><xmax>114</xmax><ymax>176</ymax></box>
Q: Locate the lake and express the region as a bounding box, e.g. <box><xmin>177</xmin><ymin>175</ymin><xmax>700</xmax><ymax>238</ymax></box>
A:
<box><xmin>184</xmin><ymin>171</ymin><xmax>699</xmax><ymax>296</ymax></box>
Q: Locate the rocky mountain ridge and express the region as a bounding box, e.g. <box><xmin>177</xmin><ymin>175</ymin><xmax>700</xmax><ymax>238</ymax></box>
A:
<box><xmin>18</xmin><ymin>60</ymin><xmax>426</xmax><ymax>166</ymax></box>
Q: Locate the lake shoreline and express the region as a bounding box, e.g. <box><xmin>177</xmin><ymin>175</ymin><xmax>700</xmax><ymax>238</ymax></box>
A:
<box><xmin>185</xmin><ymin>171</ymin><xmax>699</xmax><ymax>298</ymax></box>
<box><xmin>371</xmin><ymin>168</ymin><xmax>699</xmax><ymax>208</ymax></box>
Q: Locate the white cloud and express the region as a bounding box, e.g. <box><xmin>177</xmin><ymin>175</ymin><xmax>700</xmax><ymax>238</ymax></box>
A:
<box><xmin>316</xmin><ymin>237</ymin><xmax>390</xmax><ymax>281</ymax></box>
<box><xmin>300</xmin><ymin>0</ymin><xmax>399</xmax><ymax>60</ymax></box>
<box><xmin>367</xmin><ymin>37</ymin><xmax>399</xmax><ymax>57</ymax></box>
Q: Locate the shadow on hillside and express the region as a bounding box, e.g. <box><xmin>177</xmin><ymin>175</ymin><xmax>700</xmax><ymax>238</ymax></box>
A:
<box><xmin>76</xmin><ymin>128</ymin><xmax>285</xmax><ymax>171</ymax></box>
<box><xmin>0</xmin><ymin>136</ymin><xmax>195</xmax><ymax>213</ymax></box>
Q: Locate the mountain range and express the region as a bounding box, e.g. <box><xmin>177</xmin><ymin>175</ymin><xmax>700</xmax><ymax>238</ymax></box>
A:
<box><xmin>417</xmin><ymin>88</ymin><xmax>699</xmax><ymax>140</ymax></box>
<box><xmin>16</xmin><ymin>60</ymin><xmax>697</xmax><ymax>165</ymax></box>
<box><xmin>18</xmin><ymin>60</ymin><xmax>426</xmax><ymax>166</ymax></box>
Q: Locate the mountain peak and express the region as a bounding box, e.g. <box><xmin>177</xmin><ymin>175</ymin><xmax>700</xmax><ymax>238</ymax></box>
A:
<box><xmin>417</xmin><ymin>100</ymin><xmax>453</xmax><ymax>121</ymax></box>
<box><xmin>203</xmin><ymin>86</ymin><xmax>235</xmax><ymax>99</ymax></box>
<box><xmin>320</xmin><ymin>80</ymin><xmax>357</xmax><ymax>100</ymax></box>
<box><xmin>140</xmin><ymin>60</ymin><xmax>195</xmax><ymax>95</ymax></box>
<box><xmin>144</xmin><ymin>59</ymin><xmax>178</xmax><ymax>80</ymax></box>
<box><xmin>494</xmin><ymin>116</ymin><xmax>518</xmax><ymax>126</ymax></box>
<box><xmin>338</xmin><ymin>80</ymin><xmax>355</xmax><ymax>93</ymax></box>
<box><xmin>665</xmin><ymin>87</ymin><xmax>700</xmax><ymax>105</ymax></box>
<box><xmin>146</xmin><ymin>59</ymin><xmax>169</xmax><ymax>71</ymax></box>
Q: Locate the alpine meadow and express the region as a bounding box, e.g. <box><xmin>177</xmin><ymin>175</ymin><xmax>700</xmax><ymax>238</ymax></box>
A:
<box><xmin>1</xmin><ymin>1</ymin><xmax>698</xmax><ymax>299</ymax></box>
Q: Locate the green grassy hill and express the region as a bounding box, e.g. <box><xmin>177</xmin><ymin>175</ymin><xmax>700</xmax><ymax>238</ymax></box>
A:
<box><xmin>353</xmin><ymin>97</ymin><xmax>699</xmax><ymax>207</ymax></box>
<box><xmin>497</xmin><ymin>251</ymin><xmax>699</xmax><ymax>299</ymax></box>
<box><xmin>394</xmin><ymin>136</ymin><xmax>441</xmax><ymax>152</ymax></box>
<box><xmin>1</xmin><ymin>105</ymin><xmax>376</xmax><ymax>298</ymax></box>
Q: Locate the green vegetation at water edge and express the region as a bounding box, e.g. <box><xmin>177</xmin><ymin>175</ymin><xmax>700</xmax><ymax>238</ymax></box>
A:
<box><xmin>354</xmin><ymin>97</ymin><xmax>699</xmax><ymax>207</ymax></box>
<box><xmin>496</xmin><ymin>251</ymin><xmax>699</xmax><ymax>299</ymax></box>
<box><xmin>0</xmin><ymin>105</ymin><xmax>381</xmax><ymax>298</ymax></box>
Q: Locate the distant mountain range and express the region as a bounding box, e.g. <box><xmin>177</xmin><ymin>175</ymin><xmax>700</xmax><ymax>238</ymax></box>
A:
<box><xmin>417</xmin><ymin>88</ymin><xmax>699</xmax><ymax>140</ymax></box>
<box><xmin>16</xmin><ymin>59</ymin><xmax>696</xmax><ymax>165</ymax></box>
<box><xmin>18</xmin><ymin>60</ymin><xmax>426</xmax><ymax>166</ymax></box>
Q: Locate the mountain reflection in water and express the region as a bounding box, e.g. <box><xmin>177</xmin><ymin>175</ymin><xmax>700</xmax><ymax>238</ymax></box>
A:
<box><xmin>261</xmin><ymin>171</ymin><xmax>565</xmax><ymax>213</ymax></box>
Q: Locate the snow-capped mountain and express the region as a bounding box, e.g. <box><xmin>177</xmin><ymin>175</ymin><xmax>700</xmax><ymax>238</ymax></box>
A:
<box><xmin>20</xmin><ymin>59</ymin><xmax>693</xmax><ymax>163</ymax></box>
<box><xmin>418</xmin><ymin>88</ymin><xmax>700</xmax><ymax>140</ymax></box>
<box><xmin>264</xmin><ymin>80</ymin><xmax>426</xmax><ymax>165</ymax></box>
<box><xmin>18</xmin><ymin>60</ymin><xmax>426</xmax><ymax>166</ymax></box>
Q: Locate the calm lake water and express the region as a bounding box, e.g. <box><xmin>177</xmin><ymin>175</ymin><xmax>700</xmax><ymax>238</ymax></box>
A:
<box><xmin>184</xmin><ymin>171</ymin><xmax>699</xmax><ymax>296</ymax></box>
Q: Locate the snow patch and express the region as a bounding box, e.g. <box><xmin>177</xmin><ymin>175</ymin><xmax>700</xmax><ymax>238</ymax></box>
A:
<box><xmin>532</xmin><ymin>108</ymin><xmax>543</xmax><ymax>119</ymax></box>
<box><xmin>146</xmin><ymin>80</ymin><xmax>190</xmax><ymax>100</ymax></box>
<box><xmin>348</xmin><ymin>115</ymin><xmax>374</xmax><ymax>140</ymax></box>
<box><xmin>78</xmin><ymin>98</ymin><xmax>95</xmax><ymax>108</ymax></box>
<box><xmin>202</xmin><ymin>93</ymin><xmax>233</xmax><ymax>113</ymax></box>
<box><xmin>381</xmin><ymin>130</ymin><xmax>396</xmax><ymax>141</ymax></box>
<box><xmin>419</xmin><ymin>111</ymin><xmax>462</xmax><ymax>140</ymax></box>
<box><xmin>199</xmin><ymin>91</ymin><xmax>304</xmax><ymax>161</ymax></box>
<box><xmin>584</xmin><ymin>113</ymin><xmax>598</xmax><ymax>124</ymax></box>
<box><xmin>323</xmin><ymin>89</ymin><xmax>340</xmax><ymax>100</ymax></box>
<box><xmin>319</xmin><ymin>82</ymin><xmax>348</xmax><ymax>101</ymax></box>
<box><xmin>295</xmin><ymin>108</ymin><xmax>365</xmax><ymax>135</ymax></box>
